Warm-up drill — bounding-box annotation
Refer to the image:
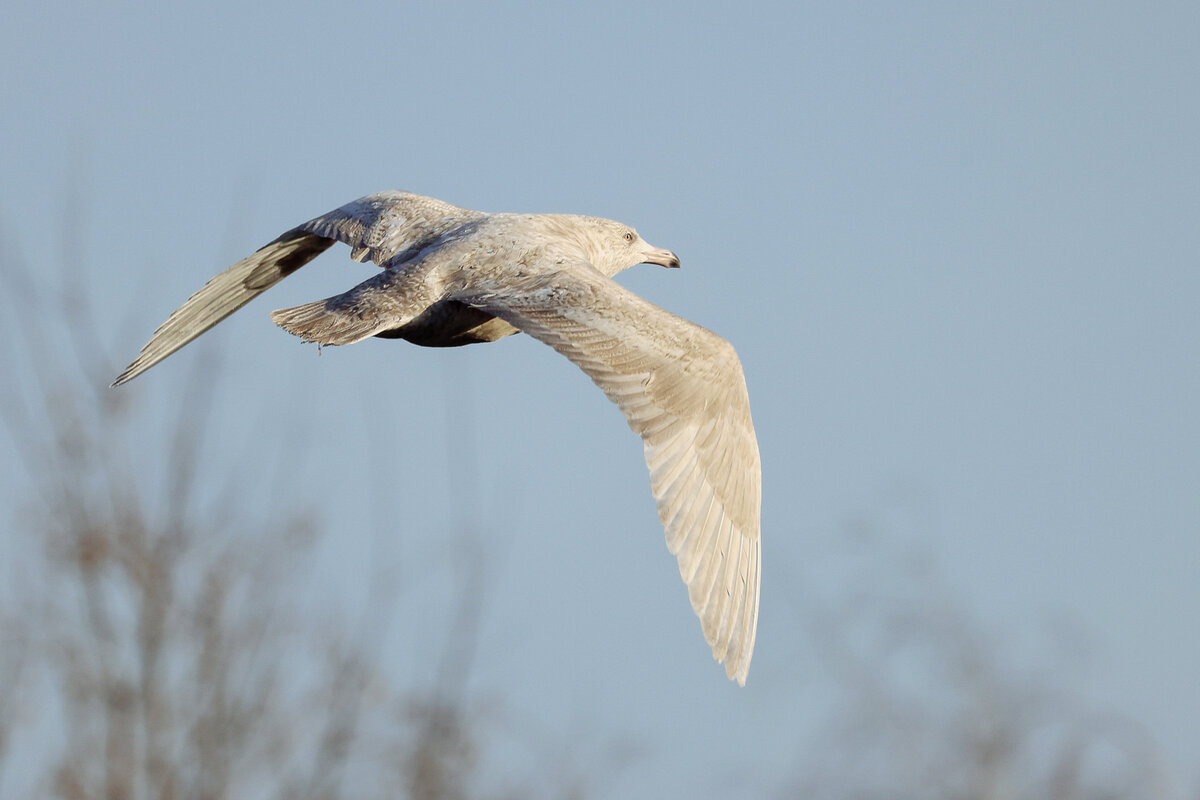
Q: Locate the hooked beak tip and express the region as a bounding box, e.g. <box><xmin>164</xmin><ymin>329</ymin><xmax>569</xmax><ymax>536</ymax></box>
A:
<box><xmin>645</xmin><ymin>249</ymin><xmax>681</xmax><ymax>269</ymax></box>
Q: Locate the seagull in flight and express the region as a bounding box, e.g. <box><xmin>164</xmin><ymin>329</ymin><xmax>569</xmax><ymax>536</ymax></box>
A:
<box><xmin>113</xmin><ymin>191</ymin><xmax>762</xmax><ymax>684</ymax></box>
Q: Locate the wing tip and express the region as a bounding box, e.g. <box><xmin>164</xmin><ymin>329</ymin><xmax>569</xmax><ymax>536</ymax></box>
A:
<box><xmin>689</xmin><ymin>518</ymin><xmax>760</xmax><ymax>687</ymax></box>
<box><xmin>718</xmin><ymin>633</ymin><xmax>754</xmax><ymax>687</ymax></box>
<box><xmin>110</xmin><ymin>355</ymin><xmax>153</xmax><ymax>387</ymax></box>
<box><xmin>730</xmin><ymin>664</ymin><xmax>749</xmax><ymax>687</ymax></box>
<box><xmin>718</xmin><ymin>623</ymin><xmax>755</xmax><ymax>686</ymax></box>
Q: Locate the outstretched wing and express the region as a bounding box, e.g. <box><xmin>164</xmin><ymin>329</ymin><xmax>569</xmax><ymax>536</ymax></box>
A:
<box><xmin>111</xmin><ymin>191</ymin><xmax>482</xmax><ymax>386</ymax></box>
<box><xmin>462</xmin><ymin>264</ymin><xmax>762</xmax><ymax>684</ymax></box>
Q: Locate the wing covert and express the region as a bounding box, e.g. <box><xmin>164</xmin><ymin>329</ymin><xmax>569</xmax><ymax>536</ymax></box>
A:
<box><xmin>297</xmin><ymin>190</ymin><xmax>483</xmax><ymax>267</ymax></box>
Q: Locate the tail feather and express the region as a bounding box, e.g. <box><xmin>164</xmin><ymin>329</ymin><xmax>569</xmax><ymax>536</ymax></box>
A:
<box><xmin>270</xmin><ymin>299</ymin><xmax>388</xmax><ymax>345</ymax></box>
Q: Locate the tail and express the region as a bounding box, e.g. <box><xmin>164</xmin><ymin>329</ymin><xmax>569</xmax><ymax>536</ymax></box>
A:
<box><xmin>271</xmin><ymin>264</ymin><xmax>439</xmax><ymax>346</ymax></box>
<box><xmin>270</xmin><ymin>298</ymin><xmax>391</xmax><ymax>346</ymax></box>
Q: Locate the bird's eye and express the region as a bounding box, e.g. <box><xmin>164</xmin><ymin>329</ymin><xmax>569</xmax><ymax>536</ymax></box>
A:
<box><xmin>624</xmin><ymin>231</ymin><xmax>636</xmax><ymax>242</ymax></box>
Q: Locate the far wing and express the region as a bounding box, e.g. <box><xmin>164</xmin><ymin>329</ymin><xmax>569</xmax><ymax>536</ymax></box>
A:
<box><xmin>296</xmin><ymin>190</ymin><xmax>482</xmax><ymax>267</ymax></box>
<box><xmin>111</xmin><ymin>192</ymin><xmax>482</xmax><ymax>385</ymax></box>
<box><xmin>462</xmin><ymin>265</ymin><xmax>762</xmax><ymax>684</ymax></box>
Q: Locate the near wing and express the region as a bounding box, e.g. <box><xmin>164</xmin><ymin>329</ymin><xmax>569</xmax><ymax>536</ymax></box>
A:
<box><xmin>462</xmin><ymin>264</ymin><xmax>762</xmax><ymax>684</ymax></box>
<box><xmin>111</xmin><ymin>191</ymin><xmax>482</xmax><ymax>385</ymax></box>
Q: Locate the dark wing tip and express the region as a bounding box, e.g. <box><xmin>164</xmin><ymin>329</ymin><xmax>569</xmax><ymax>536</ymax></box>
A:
<box><xmin>110</xmin><ymin>354</ymin><xmax>152</xmax><ymax>387</ymax></box>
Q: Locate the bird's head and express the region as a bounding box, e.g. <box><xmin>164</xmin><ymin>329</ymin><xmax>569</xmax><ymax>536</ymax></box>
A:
<box><xmin>573</xmin><ymin>216</ymin><xmax>681</xmax><ymax>277</ymax></box>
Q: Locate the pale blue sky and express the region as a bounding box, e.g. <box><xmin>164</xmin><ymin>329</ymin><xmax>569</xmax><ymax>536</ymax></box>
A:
<box><xmin>2</xmin><ymin>1</ymin><xmax>1198</xmax><ymax>795</ymax></box>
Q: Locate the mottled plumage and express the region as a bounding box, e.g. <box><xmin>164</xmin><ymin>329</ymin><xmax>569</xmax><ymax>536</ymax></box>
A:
<box><xmin>113</xmin><ymin>191</ymin><xmax>762</xmax><ymax>684</ymax></box>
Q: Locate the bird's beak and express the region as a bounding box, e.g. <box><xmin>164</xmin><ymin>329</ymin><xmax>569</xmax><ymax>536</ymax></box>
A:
<box><xmin>642</xmin><ymin>247</ymin><xmax>681</xmax><ymax>269</ymax></box>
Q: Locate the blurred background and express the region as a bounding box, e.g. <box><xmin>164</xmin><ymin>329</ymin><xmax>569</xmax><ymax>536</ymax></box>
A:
<box><xmin>1</xmin><ymin>2</ymin><xmax>1197</xmax><ymax>798</ymax></box>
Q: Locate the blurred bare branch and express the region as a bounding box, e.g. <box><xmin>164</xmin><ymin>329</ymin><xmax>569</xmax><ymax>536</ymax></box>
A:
<box><xmin>785</xmin><ymin>509</ymin><xmax>1180</xmax><ymax>800</ymax></box>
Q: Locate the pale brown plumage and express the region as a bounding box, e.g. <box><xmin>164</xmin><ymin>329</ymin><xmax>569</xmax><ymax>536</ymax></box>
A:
<box><xmin>113</xmin><ymin>191</ymin><xmax>762</xmax><ymax>683</ymax></box>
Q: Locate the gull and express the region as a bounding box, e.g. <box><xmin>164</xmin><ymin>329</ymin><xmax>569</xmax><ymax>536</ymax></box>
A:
<box><xmin>112</xmin><ymin>191</ymin><xmax>762</xmax><ymax>684</ymax></box>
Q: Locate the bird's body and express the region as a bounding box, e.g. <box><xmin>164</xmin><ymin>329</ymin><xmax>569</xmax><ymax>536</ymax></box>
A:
<box><xmin>113</xmin><ymin>191</ymin><xmax>762</xmax><ymax>684</ymax></box>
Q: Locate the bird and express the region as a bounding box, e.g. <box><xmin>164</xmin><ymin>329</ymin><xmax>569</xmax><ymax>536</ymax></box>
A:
<box><xmin>112</xmin><ymin>191</ymin><xmax>762</xmax><ymax>684</ymax></box>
